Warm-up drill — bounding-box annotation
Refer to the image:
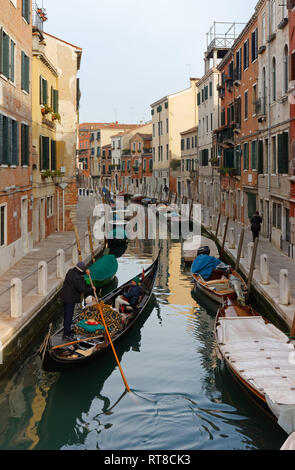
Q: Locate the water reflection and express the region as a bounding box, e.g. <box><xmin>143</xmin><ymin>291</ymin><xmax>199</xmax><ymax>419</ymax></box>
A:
<box><xmin>0</xmin><ymin>235</ymin><xmax>289</xmax><ymax>450</ymax></box>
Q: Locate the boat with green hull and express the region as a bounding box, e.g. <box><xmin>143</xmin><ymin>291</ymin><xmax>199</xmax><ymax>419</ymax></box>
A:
<box><xmin>84</xmin><ymin>254</ymin><xmax>118</xmax><ymax>288</ymax></box>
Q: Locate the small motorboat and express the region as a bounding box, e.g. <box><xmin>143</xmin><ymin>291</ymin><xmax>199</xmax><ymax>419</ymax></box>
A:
<box><xmin>215</xmin><ymin>298</ymin><xmax>295</xmax><ymax>435</ymax></box>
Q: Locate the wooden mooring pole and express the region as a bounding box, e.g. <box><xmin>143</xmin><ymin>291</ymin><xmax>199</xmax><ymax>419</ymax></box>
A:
<box><xmin>235</xmin><ymin>228</ymin><xmax>245</xmax><ymax>271</ymax></box>
<box><xmin>220</xmin><ymin>217</ymin><xmax>229</xmax><ymax>259</ymax></box>
<box><xmin>215</xmin><ymin>213</ymin><xmax>221</xmax><ymax>238</ymax></box>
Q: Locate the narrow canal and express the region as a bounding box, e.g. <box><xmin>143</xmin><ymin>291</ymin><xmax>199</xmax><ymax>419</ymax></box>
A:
<box><xmin>0</xmin><ymin>236</ymin><xmax>288</xmax><ymax>450</ymax></box>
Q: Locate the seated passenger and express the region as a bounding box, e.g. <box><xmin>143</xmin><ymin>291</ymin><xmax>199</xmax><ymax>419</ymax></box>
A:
<box><xmin>115</xmin><ymin>276</ymin><xmax>145</xmax><ymax>314</ymax></box>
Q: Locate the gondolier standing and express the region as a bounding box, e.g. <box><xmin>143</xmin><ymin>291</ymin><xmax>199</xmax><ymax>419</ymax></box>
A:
<box><xmin>61</xmin><ymin>262</ymin><xmax>96</xmax><ymax>340</ymax></box>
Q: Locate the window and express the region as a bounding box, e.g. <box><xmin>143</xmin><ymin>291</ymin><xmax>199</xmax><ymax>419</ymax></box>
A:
<box><xmin>0</xmin><ymin>204</ymin><xmax>7</xmax><ymax>246</ymax></box>
<box><xmin>252</xmin><ymin>84</ymin><xmax>257</xmax><ymax>115</ymax></box>
<box><xmin>0</xmin><ymin>114</ymin><xmax>19</xmax><ymax>166</ymax></box>
<box><xmin>278</xmin><ymin>132</ymin><xmax>289</xmax><ymax>174</ymax></box>
<box><xmin>209</xmin><ymin>81</ymin><xmax>213</xmax><ymax>97</ymax></box>
<box><xmin>271</xmin><ymin>0</ymin><xmax>276</xmax><ymax>34</ymax></box>
<box><xmin>273</xmin><ymin>203</ymin><xmax>282</xmax><ymax>229</ymax></box>
<box><xmin>272</xmin><ymin>136</ymin><xmax>277</xmax><ymax>173</ymax></box>
<box><xmin>251</xmin><ymin>28</ymin><xmax>258</xmax><ymax>62</ymax></box>
<box><xmin>186</xmin><ymin>138</ymin><xmax>190</xmax><ymax>150</ymax></box>
<box><xmin>262</xmin><ymin>12</ymin><xmax>266</xmax><ymax>45</ymax></box>
<box><xmin>0</xmin><ymin>29</ymin><xmax>15</xmax><ymax>82</ymax></box>
<box><xmin>243</xmin><ymin>142</ymin><xmax>249</xmax><ymax>170</ymax></box>
<box><xmin>22</xmin><ymin>0</ymin><xmax>30</xmax><ymax>23</ymax></box>
<box><xmin>21</xmin><ymin>123</ymin><xmax>29</xmax><ymax>166</ymax></box>
<box><xmin>197</xmin><ymin>92</ymin><xmax>201</xmax><ymax>106</ymax></box>
<box><xmin>181</xmin><ymin>139</ymin><xmax>184</xmax><ymax>151</ymax></box>
<box><xmin>40</xmin><ymin>76</ymin><xmax>48</xmax><ymax>105</ymax></box>
<box><xmin>51</xmin><ymin>88</ymin><xmax>59</xmax><ymax>113</ymax></box>
<box><xmin>21</xmin><ymin>52</ymin><xmax>30</xmax><ymax>93</ymax></box>
<box><xmin>40</xmin><ymin>135</ymin><xmax>50</xmax><ymax>170</ymax></box>
<box><xmin>166</xmin><ymin>118</ymin><xmax>168</xmax><ymax>133</ymax></box>
<box><xmin>244</xmin><ymin>91</ymin><xmax>248</xmax><ymax>120</ymax></box>
<box><xmin>244</xmin><ymin>39</ymin><xmax>249</xmax><ymax>70</ymax></box>
<box><xmin>283</xmin><ymin>46</ymin><xmax>289</xmax><ymax>94</ymax></box>
<box><xmin>51</xmin><ymin>140</ymin><xmax>56</xmax><ymax>171</ymax></box>
<box><xmin>251</xmin><ymin>140</ymin><xmax>257</xmax><ymax>170</ymax></box>
<box><xmin>47</xmin><ymin>196</ymin><xmax>54</xmax><ymax>217</ymax></box>
<box><xmin>272</xmin><ymin>57</ymin><xmax>276</xmax><ymax>101</ymax></box>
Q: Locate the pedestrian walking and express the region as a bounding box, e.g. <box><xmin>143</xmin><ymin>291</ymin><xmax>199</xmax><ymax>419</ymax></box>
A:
<box><xmin>250</xmin><ymin>210</ymin><xmax>262</xmax><ymax>242</ymax></box>
<box><xmin>60</xmin><ymin>261</ymin><xmax>96</xmax><ymax>340</ymax></box>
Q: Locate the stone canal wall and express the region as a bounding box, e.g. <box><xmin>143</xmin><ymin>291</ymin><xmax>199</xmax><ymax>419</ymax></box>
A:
<box><xmin>201</xmin><ymin>209</ymin><xmax>295</xmax><ymax>331</ymax></box>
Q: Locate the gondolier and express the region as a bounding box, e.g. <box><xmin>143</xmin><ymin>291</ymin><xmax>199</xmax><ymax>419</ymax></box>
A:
<box><xmin>60</xmin><ymin>261</ymin><xmax>96</xmax><ymax>340</ymax></box>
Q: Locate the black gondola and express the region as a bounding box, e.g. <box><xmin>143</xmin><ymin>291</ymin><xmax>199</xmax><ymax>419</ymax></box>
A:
<box><xmin>40</xmin><ymin>253</ymin><xmax>160</xmax><ymax>369</ymax></box>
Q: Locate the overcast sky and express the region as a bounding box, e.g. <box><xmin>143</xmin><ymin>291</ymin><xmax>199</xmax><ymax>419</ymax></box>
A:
<box><xmin>43</xmin><ymin>0</ymin><xmax>258</xmax><ymax>124</ymax></box>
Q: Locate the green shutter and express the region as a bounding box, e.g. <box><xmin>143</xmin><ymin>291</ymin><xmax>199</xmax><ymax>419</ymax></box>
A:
<box><xmin>0</xmin><ymin>28</ymin><xmax>3</xmax><ymax>75</ymax></box>
<box><xmin>43</xmin><ymin>137</ymin><xmax>49</xmax><ymax>170</ymax></box>
<box><xmin>21</xmin><ymin>52</ymin><xmax>29</xmax><ymax>92</ymax></box>
<box><xmin>0</xmin><ymin>114</ymin><xmax>3</xmax><ymax>164</ymax></box>
<box><xmin>278</xmin><ymin>132</ymin><xmax>289</xmax><ymax>174</ymax></box>
<box><xmin>197</xmin><ymin>93</ymin><xmax>200</xmax><ymax>105</ymax></box>
<box><xmin>243</xmin><ymin>142</ymin><xmax>249</xmax><ymax>170</ymax></box>
<box><xmin>11</xmin><ymin>120</ymin><xmax>18</xmax><ymax>166</ymax></box>
<box><xmin>251</xmin><ymin>141</ymin><xmax>257</xmax><ymax>169</ymax></box>
<box><xmin>53</xmin><ymin>89</ymin><xmax>59</xmax><ymax>113</ymax></box>
<box><xmin>22</xmin><ymin>0</ymin><xmax>30</xmax><ymax>23</ymax></box>
<box><xmin>258</xmin><ymin>140</ymin><xmax>263</xmax><ymax>174</ymax></box>
<box><xmin>10</xmin><ymin>40</ymin><xmax>15</xmax><ymax>82</ymax></box>
<box><xmin>43</xmin><ymin>79</ymin><xmax>47</xmax><ymax>105</ymax></box>
<box><xmin>51</xmin><ymin>140</ymin><xmax>56</xmax><ymax>170</ymax></box>
<box><xmin>21</xmin><ymin>124</ymin><xmax>29</xmax><ymax>166</ymax></box>
<box><xmin>209</xmin><ymin>81</ymin><xmax>213</xmax><ymax>97</ymax></box>
<box><xmin>3</xmin><ymin>32</ymin><xmax>9</xmax><ymax>79</ymax></box>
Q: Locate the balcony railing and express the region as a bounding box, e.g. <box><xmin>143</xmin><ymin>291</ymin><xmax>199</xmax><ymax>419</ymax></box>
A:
<box><xmin>255</xmin><ymin>98</ymin><xmax>267</xmax><ymax>120</ymax></box>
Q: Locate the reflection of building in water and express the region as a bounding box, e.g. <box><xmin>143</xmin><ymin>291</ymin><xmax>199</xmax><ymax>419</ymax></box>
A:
<box><xmin>153</xmin><ymin>236</ymin><xmax>169</xmax><ymax>289</ymax></box>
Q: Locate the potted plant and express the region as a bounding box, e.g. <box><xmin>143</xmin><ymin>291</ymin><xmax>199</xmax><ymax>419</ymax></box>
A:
<box><xmin>51</xmin><ymin>112</ymin><xmax>61</xmax><ymax>123</ymax></box>
<box><xmin>41</xmin><ymin>104</ymin><xmax>53</xmax><ymax>116</ymax></box>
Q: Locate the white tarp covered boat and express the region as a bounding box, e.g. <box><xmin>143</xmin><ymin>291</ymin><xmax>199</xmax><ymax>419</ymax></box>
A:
<box><xmin>215</xmin><ymin>302</ymin><xmax>295</xmax><ymax>435</ymax></box>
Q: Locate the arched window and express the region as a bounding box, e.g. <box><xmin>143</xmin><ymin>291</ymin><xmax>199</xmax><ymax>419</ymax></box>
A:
<box><xmin>272</xmin><ymin>57</ymin><xmax>276</xmax><ymax>102</ymax></box>
<box><xmin>283</xmin><ymin>45</ymin><xmax>289</xmax><ymax>94</ymax></box>
<box><xmin>262</xmin><ymin>67</ymin><xmax>266</xmax><ymax>112</ymax></box>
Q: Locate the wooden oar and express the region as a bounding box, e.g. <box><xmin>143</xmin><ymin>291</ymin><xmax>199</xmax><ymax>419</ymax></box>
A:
<box><xmin>51</xmin><ymin>334</ymin><xmax>105</xmax><ymax>350</ymax></box>
<box><xmin>88</xmin><ymin>271</ymin><xmax>131</xmax><ymax>392</ymax></box>
<box><xmin>88</xmin><ymin>216</ymin><xmax>95</xmax><ymax>264</ymax></box>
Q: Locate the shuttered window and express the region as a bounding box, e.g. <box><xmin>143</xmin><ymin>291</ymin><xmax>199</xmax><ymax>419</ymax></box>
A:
<box><xmin>40</xmin><ymin>77</ymin><xmax>48</xmax><ymax>105</ymax></box>
<box><xmin>22</xmin><ymin>0</ymin><xmax>30</xmax><ymax>23</ymax></box>
<box><xmin>251</xmin><ymin>28</ymin><xmax>258</xmax><ymax>62</ymax></box>
<box><xmin>0</xmin><ymin>29</ymin><xmax>15</xmax><ymax>82</ymax></box>
<box><xmin>21</xmin><ymin>123</ymin><xmax>29</xmax><ymax>166</ymax></box>
<box><xmin>0</xmin><ymin>114</ymin><xmax>19</xmax><ymax>166</ymax></box>
<box><xmin>251</xmin><ymin>140</ymin><xmax>257</xmax><ymax>170</ymax></box>
<box><xmin>51</xmin><ymin>88</ymin><xmax>59</xmax><ymax>113</ymax></box>
<box><xmin>40</xmin><ymin>136</ymin><xmax>50</xmax><ymax>170</ymax></box>
<box><xmin>278</xmin><ymin>132</ymin><xmax>289</xmax><ymax>174</ymax></box>
<box><xmin>244</xmin><ymin>39</ymin><xmax>249</xmax><ymax>70</ymax></box>
<box><xmin>21</xmin><ymin>51</ymin><xmax>30</xmax><ymax>93</ymax></box>
<box><xmin>243</xmin><ymin>142</ymin><xmax>249</xmax><ymax>170</ymax></box>
<box><xmin>51</xmin><ymin>140</ymin><xmax>56</xmax><ymax>171</ymax></box>
<box><xmin>258</xmin><ymin>140</ymin><xmax>264</xmax><ymax>174</ymax></box>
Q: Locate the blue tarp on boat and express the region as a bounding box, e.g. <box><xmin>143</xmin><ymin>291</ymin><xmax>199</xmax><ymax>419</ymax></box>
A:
<box><xmin>191</xmin><ymin>255</ymin><xmax>221</xmax><ymax>280</ymax></box>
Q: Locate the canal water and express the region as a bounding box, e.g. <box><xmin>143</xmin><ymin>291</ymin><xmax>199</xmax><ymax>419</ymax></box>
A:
<box><xmin>0</xmin><ymin>236</ymin><xmax>288</xmax><ymax>450</ymax></box>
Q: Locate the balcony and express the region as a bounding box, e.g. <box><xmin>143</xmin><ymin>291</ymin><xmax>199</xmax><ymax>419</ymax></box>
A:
<box><xmin>255</xmin><ymin>98</ymin><xmax>267</xmax><ymax>122</ymax></box>
<box><xmin>216</xmin><ymin>125</ymin><xmax>235</xmax><ymax>146</ymax></box>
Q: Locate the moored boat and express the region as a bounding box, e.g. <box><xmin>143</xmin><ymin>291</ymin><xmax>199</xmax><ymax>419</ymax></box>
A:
<box><xmin>192</xmin><ymin>255</ymin><xmax>247</xmax><ymax>305</ymax></box>
<box><xmin>215</xmin><ymin>299</ymin><xmax>295</xmax><ymax>435</ymax></box>
<box><xmin>40</xmin><ymin>254</ymin><xmax>160</xmax><ymax>369</ymax></box>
